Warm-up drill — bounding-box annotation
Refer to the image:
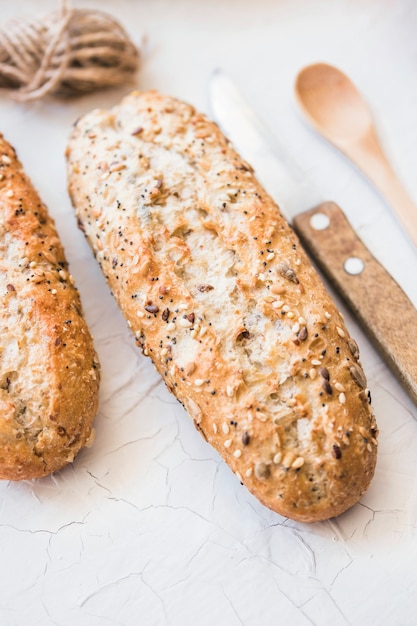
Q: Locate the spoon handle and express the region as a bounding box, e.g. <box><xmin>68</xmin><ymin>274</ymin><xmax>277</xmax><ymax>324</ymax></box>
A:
<box><xmin>293</xmin><ymin>201</ymin><xmax>417</xmax><ymax>407</ymax></box>
<box><xmin>340</xmin><ymin>129</ymin><xmax>417</xmax><ymax>249</ymax></box>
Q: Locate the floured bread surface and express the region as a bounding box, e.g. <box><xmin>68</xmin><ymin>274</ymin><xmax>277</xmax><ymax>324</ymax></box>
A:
<box><xmin>0</xmin><ymin>135</ymin><xmax>100</xmax><ymax>480</ymax></box>
<box><xmin>66</xmin><ymin>90</ymin><xmax>377</xmax><ymax>522</ymax></box>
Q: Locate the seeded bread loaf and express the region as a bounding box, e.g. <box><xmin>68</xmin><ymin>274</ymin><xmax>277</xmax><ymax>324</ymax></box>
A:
<box><xmin>66</xmin><ymin>90</ymin><xmax>377</xmax><ymax>522</ymax></box>
<box><xmin>0</xmin><ymin>134</ymin><xmax>99</xmax><ymax>480</ymax></box>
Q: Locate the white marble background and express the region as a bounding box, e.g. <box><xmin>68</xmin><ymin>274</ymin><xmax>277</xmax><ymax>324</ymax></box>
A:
<box><xmin>1</xmin><ymin>1</ymin><xmax>417</xmax><ymax>624</ymax></box>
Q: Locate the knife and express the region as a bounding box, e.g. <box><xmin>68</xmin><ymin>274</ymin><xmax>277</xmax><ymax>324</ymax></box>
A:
<box><xmin>209</xmin><ymin>69</ymin><xmax>417</xmax><ymax>407</ymax></box>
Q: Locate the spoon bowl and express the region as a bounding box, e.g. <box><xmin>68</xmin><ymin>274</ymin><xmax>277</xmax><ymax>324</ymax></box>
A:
<box><xmin>295</xmin><ymin>62</ymin><xmax>417</xmax><ymax>250</ymax></box>
<box><xmin>295</xmin><ymin>63</ymin><xmax>372</xmax><ymax>141</ymax></box>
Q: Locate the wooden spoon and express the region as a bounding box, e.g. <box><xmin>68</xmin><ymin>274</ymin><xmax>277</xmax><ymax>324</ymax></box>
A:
<box><xmin>295</xmin><ymin>62</ymin><xmax>417</xmax><ymax>249</ymax></box>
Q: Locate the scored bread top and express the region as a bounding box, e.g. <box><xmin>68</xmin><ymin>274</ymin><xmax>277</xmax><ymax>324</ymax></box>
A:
<box><xmin>66</xmin><ymin>90</ymin><xmax>377</xmax><ymax>522</ymax></box>
<box><xmin>0</xmin><ymin>135</ymin><xmax>100</xmax><ymax>479</ymax></box>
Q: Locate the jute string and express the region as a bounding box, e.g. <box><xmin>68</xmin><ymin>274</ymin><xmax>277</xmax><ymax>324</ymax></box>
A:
<box><xmin>0</xmin><ymin>0</ymin><xmax>140</xmax><ymax>101</ymax></box>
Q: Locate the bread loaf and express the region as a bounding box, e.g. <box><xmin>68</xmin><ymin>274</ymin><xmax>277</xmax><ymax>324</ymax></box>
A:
<box><xmin>0</xmin><ymin>134</ymin><xmax>99</xmax><ymax>480</ymax></box>
<box><xmin>66</xmin><ymin>90</ymin><xmax>377</xmax><ymax>522</ymax></box>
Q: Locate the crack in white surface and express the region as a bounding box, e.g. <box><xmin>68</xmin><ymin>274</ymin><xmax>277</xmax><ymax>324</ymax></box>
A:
<box><xmin>322</xmin><ymin>588</ymin><xmax>352</xmax><ymax>626</ymax></box>
<box><xmin>86</xmin><ymin>470</ymin><xmax>113</xmax><ymax>496</ymax></box>
<box><xmin>373</xmin><ymin>378</ymin><xmax>416</xmax><ymax>422</ymax></box>
<box><xmin>271</xmin><ymin>577</ymin><xmax>317</xmax><ymax>625</ymax></box>
<box><xmin>103</xmin><ymin>428</ymin><xmax>163</xmax><ymax>456</ymax></box>
<box><xmin>325</xmin><ymin>518</ymin><xmax>356</xmax><ymax>546</ymax></box>
<box><xmin>79</xmin><ymin>564</ymin><xmax>168</xmax><ymax>622</ymax></box>
<box><xmin>100</xmin><ymin>367</ymin><xmax>163</xmax><ymax>412</ymax></box>
<box><xmin>0</xmin><ymin>518</ymin><xmax>87</xmax><ymax>537</ymax></box>
<box><xmin>329</xmin><ymin>558</ymin><xmax>354</xmax><ymax>589</ymax></box>
<box><xmin>220</xmin><ymin>585</ymin><xmax>245</xmax><ymax>625</ymax></box>
<box><xmin>292</xmin><ymin>529</ymin><xmax>317</xmax><ymax>575</ymax></box>
<box><xmin>79</xmin><ymin>572</ymin><xmax>143</xmax><ymax>608</ymax></box>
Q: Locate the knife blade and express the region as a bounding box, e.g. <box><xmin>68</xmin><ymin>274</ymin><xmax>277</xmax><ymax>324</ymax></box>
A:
<box><xmin>209</xmin><ymin>69</ymin><xmax>417</xmax><ymax>407</ymax></box>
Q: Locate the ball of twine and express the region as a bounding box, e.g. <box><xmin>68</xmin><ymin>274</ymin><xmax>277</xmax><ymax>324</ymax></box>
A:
<box><xmin>0</xmin><ymin>0</ymin><xmax>140</xmax><ymax>101</ymax></box>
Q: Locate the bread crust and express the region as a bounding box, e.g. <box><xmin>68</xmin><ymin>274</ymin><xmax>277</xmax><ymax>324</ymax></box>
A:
<box><xmin>66</xmin><ymin>90</ymin><xmax>377</xmax><ymax>522</ymax></box>
<box><xmin>0</xmin><ymin>135</ymin><xmax>99</xmax><ymax>479</ymax></box>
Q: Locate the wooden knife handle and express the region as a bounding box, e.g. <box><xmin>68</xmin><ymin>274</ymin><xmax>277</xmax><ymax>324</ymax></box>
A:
<box><xmin>293</xmin><ymin>201</ymin><xmax>417</xmax><ymax>407</ymax></box>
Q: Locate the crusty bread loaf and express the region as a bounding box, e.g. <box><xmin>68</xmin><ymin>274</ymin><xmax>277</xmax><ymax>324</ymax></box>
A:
<box><xmin>0</xmin><ymin>134</ymin><xmax>99</xmax><ymax>480</ymax></box>
<box><xmin>66</xmin><ymin>90</ymin><xmax>377</xmax><ymax>522</ymax></box>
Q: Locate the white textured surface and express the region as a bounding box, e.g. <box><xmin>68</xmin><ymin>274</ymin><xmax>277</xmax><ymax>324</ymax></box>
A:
<box><xmin>1</xmin><ymin>1</ymin><xmax>417</xmax><ymax>624</ymax></box>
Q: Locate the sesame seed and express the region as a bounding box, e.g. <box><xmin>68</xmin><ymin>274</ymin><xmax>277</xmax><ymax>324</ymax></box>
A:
<box><xmin>199</xmin><ymin>327</ymin><xmax>207</xmax><ymax>337</ymax></box>
<box><xmin>273</xmin><ymin>452</ymin><xmax>282</xmax><ymax>464</ymax></box>
<box><xmin>367</xmin><ymin>443</ymin><xmax>373</xmax><ymax>452</ymax></box>
<box><xmin>282</xmin><ymin>305</ymin><xmax>290</xmax><ymax>312</ymax></box>
<box><xmin>335</xmin><ymin>382</ymin><xmax>345</xmax><ymax>392</ymax></box>
<box><xmin>359</xmin><ymin>426</ymin><xmax>368</xmax><ymax>438</ymax></box>
<box><xmin>2</xmin><ymin>154</ymin><xmax>11</xmax><ymax>164</ymax></box>
<box><xmin>311</xmin><ymin>359</ymin><xmax>321</xmax><ymax>366</ymax></box>
<box><xmin>325</xmin><ymin>312</ymin><xmax>331</xmax><ymax>319</ymax></box>
<box><xmin>234</xmin><ymin>449</ymin><xmax>242</xmax><ymax>458</ymax></box>
<box><xmin>6</xmin><ymin>189</ymin><xmax>14</xmax><ymax>197</ymax></box>
<box><xmin>272</xmin><ymin>300</ymin><xmax>284</xmax><ymax>308</ymax></box>
<box><xmin>271</xmin><ymin>284</ymin><xmax>286</xmax><ymax>295</ymax></box>
<box><xmin>178</xmin><ymin>317</ymin><xmax>193</xmax><ymax>328</ymax></box>
<box><xmin>287</xmin><ymin>312</ymin><xmax>294</xmax><ymax>319</ymax></box>
<box><xmin>160</xmin><ymin>348</ymin><xmax>168</xmax><ymax>357</ymax></box>
<box><xmin>298</xmin><ymin>316</ymin><xmax>306</xmax><ymax>325</ymax></box>
<box><xmin>282</xmin><ymin>452</ymin><xmax>295</xmax><ymax>468</ymax></box>
<box><xmin>137</xmin><ymin>310</ymin><xmax>145</xmax><ymax>318</ymax></box>
<box><xmin>224</xmin><ymin>439</ymin><xmax>232</xmax><ymax>448</ymax></box>
<box><xmin>292</xmin><ymin>456</ymin><xmax>304</xmax><ymax>469</ymax></box>
<box><xmin>266</xmin><ymin>252</ymin><xmax>275</xmax><ymax>261</ymax></box>
<box><xmin>339</xmin><ymin>392</ymin><xmax>346</xmax><ymax>404</ymax></box>
<box><xmin>51</xmin><ymin>289</ymin><xmax>57</xmax><ymax>295</ymax></box>
<box><xmin>336</xmin><ymin>326</ymin><xmax>346</xmax><ymax>338</ymax></box>
<box><xmin>226</xmin><ymin>385</ymin><xmax>234</xmax><ymax>397</ymax></box>
<box><xmin>222</xmin><ymin>422</ymin><xmax>230</xmax><ymax>434</ymax></box>
<box><xmin>166</xmin><ymin>322</ymin><xmax>176</xmax><ymax>331</ymax></box>
<box><xmin>309</xmin><ymin>368</ymin><xmax>317</xmax><ymax>379</ymax></box>
<box><xmin>245</xmin><ymin>467</ymin><xmax>253</xmax><ymax>478</ymax></box>
<box><xmin>194</xmin><ymin>379</ymin><xmax>204</xmax><ymax>386</ymax></box>
<box><xmin>212</xmin><ymin>423</ymin><xmax>218</xmax><ymax>434</ymax></box>
<box><xmin>292</xmin><ymin>322</ymin><xmax>300</xmax><ymax>333</ymax></box>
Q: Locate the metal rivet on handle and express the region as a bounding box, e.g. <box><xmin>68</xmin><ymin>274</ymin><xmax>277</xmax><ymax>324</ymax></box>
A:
<box><xmin>309</xmin><ymin>212</ymin><xmax>330</xmax><ymax>230</ymax></box>
<box><xmin>344</xmin><ymin>256</ymin><xmax>365</xmax><ymax>275</ymax></box>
